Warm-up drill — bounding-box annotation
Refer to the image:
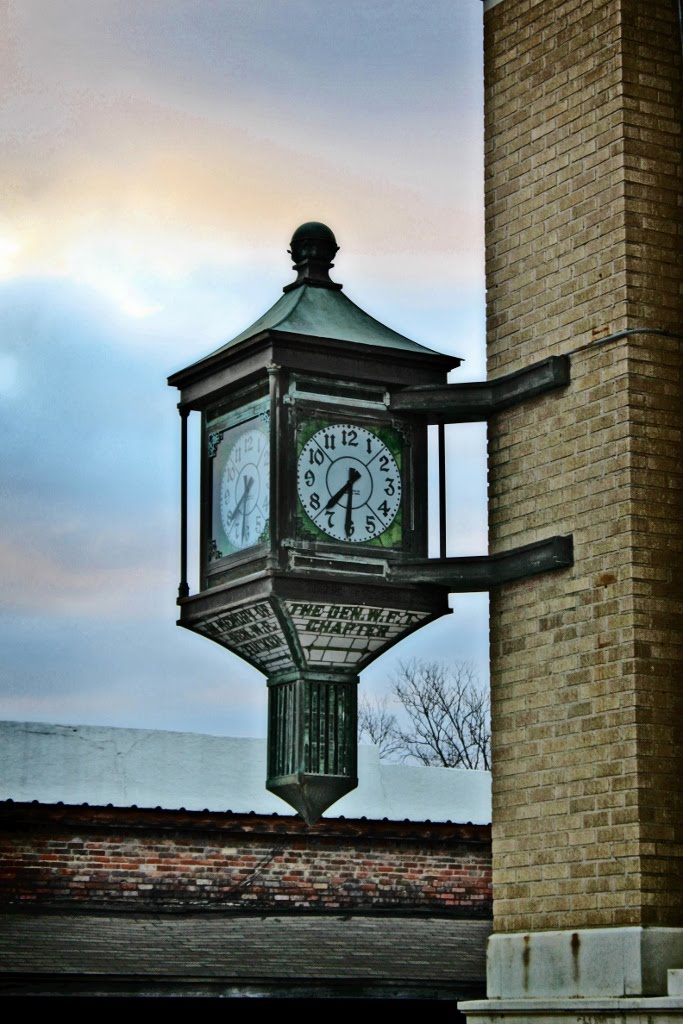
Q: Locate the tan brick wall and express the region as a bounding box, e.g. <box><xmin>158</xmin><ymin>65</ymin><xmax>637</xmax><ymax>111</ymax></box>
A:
<box><xmin>484</xmin><ymin>0</ymin><xmax>682</xmax><ymax>932</ymax></box>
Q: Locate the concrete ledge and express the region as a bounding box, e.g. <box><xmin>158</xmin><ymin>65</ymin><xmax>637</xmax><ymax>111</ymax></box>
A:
<box><xmin>487</xmin><ymin>928</ymin><xmax>683</xmax><ymax>999</ymax></box>
<box><xmin>460</xmin><ymin>996</ymin><xmax>683</xmax><ymax>1023</ymax></box>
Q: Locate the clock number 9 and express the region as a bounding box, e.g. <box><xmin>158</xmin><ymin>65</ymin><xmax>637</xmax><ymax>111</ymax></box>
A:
<box><xmin>304</xmin><ymin>469</ymin><xmax>315</xmax><ymax>487</ymax></box>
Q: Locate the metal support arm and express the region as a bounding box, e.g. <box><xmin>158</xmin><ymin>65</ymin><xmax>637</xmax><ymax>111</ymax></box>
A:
<box><xmin>389</xmin><ymin>355</ymin><xmax>570</xmax><ymax>422</ymax></box>
<box><xmin>391</xmin><ymin>535</ymin><xmax>573</xmax><ymax>591</ymax></box>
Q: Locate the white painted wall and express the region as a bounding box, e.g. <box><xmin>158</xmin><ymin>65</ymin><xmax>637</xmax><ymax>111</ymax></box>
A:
<box><xmin>0</xmin><ymin>720</ymin><xmax>491</xmax><ymax>824</ymax></box>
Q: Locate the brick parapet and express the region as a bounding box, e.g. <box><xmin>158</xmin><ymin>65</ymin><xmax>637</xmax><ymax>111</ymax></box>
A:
<box><xmin>0</xmin><ymin>803</ymin><xmax>492</xmax><ymax>915</ymax></box>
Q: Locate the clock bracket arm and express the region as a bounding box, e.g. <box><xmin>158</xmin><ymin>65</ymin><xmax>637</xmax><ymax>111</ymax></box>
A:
<box><xmin>388</xmin><ymin>354</ymin><xmax>569</xmax><ymax>422</ymax></box>
<box><xmin>389</xmin><ymin>355</ymin><xmax>573</xmax><ymax>587</ymax></box>
<box><xmin>391</xmin><ymin>535</ymin><xmax>574</xmax><ymax>591</ymax></box>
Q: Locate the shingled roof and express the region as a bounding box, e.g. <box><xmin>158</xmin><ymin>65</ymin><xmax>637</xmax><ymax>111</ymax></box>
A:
<box><xmin>0</xmin><ymin>912</ymin><xmax>491</xmax><ymax>1000</ymax></box>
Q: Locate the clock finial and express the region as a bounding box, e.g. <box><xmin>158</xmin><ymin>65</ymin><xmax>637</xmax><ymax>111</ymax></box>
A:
<box><xmin>284</xmin><ymin>221</ymin><xmax>342</xmax><ymax>292</ymax></box>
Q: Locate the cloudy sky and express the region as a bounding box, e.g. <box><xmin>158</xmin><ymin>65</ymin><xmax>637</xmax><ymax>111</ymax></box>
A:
<box><xmin>2</xmin><ymin>0</ymin><xmax>487</xmax><ymax>738</ymax></box>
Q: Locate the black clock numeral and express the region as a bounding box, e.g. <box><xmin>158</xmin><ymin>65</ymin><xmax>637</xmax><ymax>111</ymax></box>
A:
<box><xmin>304</xmin><ymin>469</ymin><xmax>315</xmax><ymax>487</ymax></box>
<box><xmin>365</xmin><ymin>515</ymin><xmax>376</xmax><ymax>533</ymax></box>
<box><xmin>244</xmin><ymin>433</ymin><xmax>254</xmax><ymax>451</ymax></box>
<box><xmin>342</xmin><ymin>428</ymin><xmax>358</xmax><ymax>447</ymax></box>
<box><xmin>325</xmin><ymin>510</ymin><xmax>335</xmax><ymax>529</ymax></box>
<box><xmin>378</xmin><ymin>500</ymin><xmax>390</xmax><ymax>517</ymax></box>
<box><xmin>379</xmin><ymin>455</ymin><xmax>390</xmax><ymax>471</ymax></box>
<box><xmin>385</xmin><ymin>478</ymin><xmax>395</xmax><ymax>496</ymax></box>
<box><xmin>323</xmin><ymin>433</ymin><xmax>336</xmax><ymax>450</ymax></box>
<box><xmin>310</xmin><ymin>492</ymin><xmax>321</xmax><ymax>511</ymax></box>
<box><xmin>366</xmin><ymin>437</ymin><xmax>373</xmax><ymax>454</ymax></box>
<box><xmin>346</xmin><ymin>520</ymin><xmax>355</xmax><ymax>537</ymax></box>
<box><xmin>309</xmin><ymin>448</ymin><xmax>325</xmax><ymax>466</ymax></box>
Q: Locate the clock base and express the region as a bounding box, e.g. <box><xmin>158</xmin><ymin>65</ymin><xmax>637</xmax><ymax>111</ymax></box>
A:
<box><xmin>266</xmin><ymin>671</ymin><xmax>358</xmax><ymax>824</ymax></box>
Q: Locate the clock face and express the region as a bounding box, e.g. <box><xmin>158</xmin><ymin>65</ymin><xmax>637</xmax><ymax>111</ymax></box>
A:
<box><xmin>297</xmin><ymin>423</ymin><xmax>401</xmax><ymax>544</ymax></box>
<box><xmin>219</xmin><ymin>427</ymin><xmax>270</xmax><ymax>551</ymax></box>
<box><xmin>207</xmin><ymin>403</ymin><xmax>270</xmax><ymax>563</ymax></box>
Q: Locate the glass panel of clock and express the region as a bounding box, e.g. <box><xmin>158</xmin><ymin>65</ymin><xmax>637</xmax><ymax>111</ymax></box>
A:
<box><xmin>207</xmin><ymin>405</ymin><xmax>270</xmax><ymax>559</ymax></box>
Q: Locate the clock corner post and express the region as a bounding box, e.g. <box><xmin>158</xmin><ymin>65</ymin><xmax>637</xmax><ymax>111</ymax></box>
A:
<box><xmin>177</xmin><ymin>403</ymin><xmax>191</xmax><ymax>601</ymax></box>
<box><xmin>437</xmin><ymin>421</ymin><xmax>447</xmax><ymax>559</ymax></box>
<box><xmin>267</xmin><ymin>362</ymin><xmax>290</xmax><ymax>568</ymax></box>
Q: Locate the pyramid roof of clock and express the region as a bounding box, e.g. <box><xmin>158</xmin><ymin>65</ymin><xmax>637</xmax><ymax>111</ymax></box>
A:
<box><xmin>194</xmin><ymin>222</ymin><xmax>456</xmax><ymax>365</ymax></box>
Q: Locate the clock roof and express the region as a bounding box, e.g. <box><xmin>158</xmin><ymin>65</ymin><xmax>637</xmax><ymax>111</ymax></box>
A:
<box><xmin>208</xmin><ymin>280</ymin><xmax>444</xmax><ymax>357</ymax></box>
<box><xmin>179</xmin><ymin>222</ymin><xmax>461</xmax><ymax>369</ymax></box>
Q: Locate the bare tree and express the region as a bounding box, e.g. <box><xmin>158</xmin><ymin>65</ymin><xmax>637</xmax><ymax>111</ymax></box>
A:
<box><xmin>358</xmin><ymin>694</ymin><xmax>403</xmax><ymax>761</ymax></box>
<box><xmin>359</xmin><ymin>660</ymin><xmax>490</xmax><ymax>770</ymax></box>
<box><xmin>392</xmin><ymin>659</ymin><xmax>490</xmax><ymax>770</ymax></box>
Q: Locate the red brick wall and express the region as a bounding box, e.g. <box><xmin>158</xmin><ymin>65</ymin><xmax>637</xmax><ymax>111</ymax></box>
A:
<box><xmin>0</xmin><ymin>804</ymin><xmax>492</xmax><ymax>914</ymax></box>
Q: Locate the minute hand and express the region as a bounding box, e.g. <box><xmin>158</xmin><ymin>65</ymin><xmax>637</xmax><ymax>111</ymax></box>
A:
<box><xmin>325</xmin><ymin>467</ymin><xmax>361</xmax><ymax>510</ymax></box>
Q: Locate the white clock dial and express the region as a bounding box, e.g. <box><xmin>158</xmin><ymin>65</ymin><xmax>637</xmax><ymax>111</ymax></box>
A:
<box><xmin>297</xmin><ymin>424</ymin><xmax>401</xmax><ymax>543</ymax></box>
<box><xmin>219</xmin><ymin>427</ymin><xmax>270</xmax><ymax>551</ymax></box>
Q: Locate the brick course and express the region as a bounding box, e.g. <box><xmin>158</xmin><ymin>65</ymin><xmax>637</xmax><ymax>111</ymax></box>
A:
<box><xmin>484</xmin><ymin>0</ymin><xmax>682</xmax><ymax>933</ymax></box>
<box><xmin>0</xmin><ymin>804</ymin><xmax>492</xmax><ymax>914</ymax></box>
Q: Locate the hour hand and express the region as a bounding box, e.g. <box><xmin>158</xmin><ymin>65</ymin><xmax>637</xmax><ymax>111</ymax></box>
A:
<box><xmin>325</xmin><ymin>467</ymin><xmax>361</xmax><ymax>510</ymax></box>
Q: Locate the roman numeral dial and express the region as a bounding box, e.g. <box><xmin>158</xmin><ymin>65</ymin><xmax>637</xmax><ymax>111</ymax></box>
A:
<box><xmin>297</xmin><ymin>424</ymin><xmax>401</xmax><ymax>543</ymax></box>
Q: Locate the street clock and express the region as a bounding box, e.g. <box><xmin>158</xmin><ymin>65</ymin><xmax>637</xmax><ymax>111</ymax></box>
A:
<box><xmin>168</xmin><ymin>222</ymin><xmax>460</xmax><ymax>823</ymax></box>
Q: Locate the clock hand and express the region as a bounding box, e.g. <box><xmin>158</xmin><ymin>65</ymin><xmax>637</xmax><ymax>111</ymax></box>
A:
<box><xmin>344</xmin><ymin>478</ymin><xmax>355</xmax><ymax>538</ymax></box>
<box><xmin>325</xmin><ymin>467</ymin><xmax>361</xmax><ymax>511</ymax></box>
<box><xmin>240</xmin><ymin>476</ymin><xmax>254</xmax><ymax>542</ymax></box>
<box><xmin>229</xmin><ymin>475</ymin><xmax>253</xmax><ymax>524</ymax></box>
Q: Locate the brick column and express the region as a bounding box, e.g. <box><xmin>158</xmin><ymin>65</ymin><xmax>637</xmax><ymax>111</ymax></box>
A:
<box><xmin>464</xmin><ymin>0</ymin><xmax>683</xmax><ymax>1019</ymax></box>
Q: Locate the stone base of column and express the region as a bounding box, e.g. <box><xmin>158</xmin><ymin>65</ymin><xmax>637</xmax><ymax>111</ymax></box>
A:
<box><xmin>460</xmin><ymin>996</ymin><xmax>683</xmax><ymax>1022</ymax></box>
<box><xmin>485</xmin><ymin>928</ymin><xmax>683</xmax><ymax>998</ymax></box>
<box><xmin>461</xmin><ymin>928</ymin><xmax>683</xmax><ymax>1023</ymax></box>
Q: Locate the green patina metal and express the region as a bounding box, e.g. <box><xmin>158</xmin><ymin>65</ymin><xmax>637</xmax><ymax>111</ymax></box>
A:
<box><xmin>180</xmin><ymin>221</ymin><xmax>444</xmax><ymax>374</ymax></box>
<box><xmin>208</xmin><ymin>284</ymin><xmax>442</xmax><ymax>356</ymax></box>
<box><xmin>267</xmin><ymin>671</ymin><xmax>358</xmax><ymax>825</ymax></box>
